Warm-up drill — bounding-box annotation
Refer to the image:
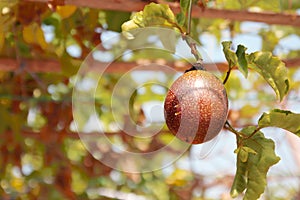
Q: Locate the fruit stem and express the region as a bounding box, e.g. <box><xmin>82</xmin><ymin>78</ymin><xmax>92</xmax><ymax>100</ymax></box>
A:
<box><xmin>224</xmin><ymin>120</ymin><xmax>246</xmax><ymax>138</ymax></box>
<box><xmin>182</xmin><ymin>34</ymin><xmax>204</xmax><ymax>66</ymax></box>
<box><xmin>223</xmin><ymin>66</ymin><xmax>232</xmax><ymax>84</ymax></box>
<box><xmin>182</xmin><ymin>0</ymin><xmax>204</xmax><ymax>67</ymax></box>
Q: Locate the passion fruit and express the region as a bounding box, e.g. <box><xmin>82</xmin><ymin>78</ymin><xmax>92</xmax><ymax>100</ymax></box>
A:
<box><xmin>164</xmin><ymin>68</ymin><xmax>228</xmax><ymax>144</ymax></box>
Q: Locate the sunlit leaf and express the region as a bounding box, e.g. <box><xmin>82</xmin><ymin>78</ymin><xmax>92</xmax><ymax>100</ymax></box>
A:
<box><xmin>247</xmin><ymin>52</ymin><xmax>289</xmax><ymax>101</ymax></box>
<box><xmin>10</xmin><ymin>178</ymin><xmax>25</xmax><ymax>192</ymax></box>
<box><xmin>158</xmin><ymin>133</ymin><xmax>175</xmax><ymax>145</ymax></box>
<box><xmin>0</xmin><ymin>31</ymin><xmax>4</xmax><ymax>52</ymax></box>
<box><xmin>258</xmin><ymin>109</ymin><xmax>300</xmax><ymax>136</ymax></box>
<box><xmin>222</xmin><ymin>41</ymin><xmax>238</xmax><ymax>68</ymax></box>
<box><xmin>71</xmin><ymin>169</ymin><xmax>88</xmax><ymax>195</ymax></box>
<box><xmin>143</xmin><ymin>3</ymin><xmax>176</xmax><ymax>25</ymax></box>
<box><xmin>23</xmin><ymin>22</ymin><xmax>48</xmax><ymax>49</ymax></box>
<box><xmin>56</xmin><ymin>5</ymin><xmax>77</xmax><ymax>19</ymax></box>
<box><xmin>121</xmin><ymin>3</ymin><xmax>179</xmax><ymax>33</ymax></box>
<box><xmin>231</xmin><ymin>126</ymin><xmax>280</xmax><ymax>200</ymax></box>
<box><xmin>166</xmin><ymin>169</ymin><xmax>193</xmax><ymax>187</ymax></box>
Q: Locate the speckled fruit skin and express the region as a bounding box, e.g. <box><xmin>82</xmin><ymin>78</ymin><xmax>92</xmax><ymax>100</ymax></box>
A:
<box><xmin>164</xmin><ymin>70</ymin><xmax>228</xmax><ymax>144</ymax></box>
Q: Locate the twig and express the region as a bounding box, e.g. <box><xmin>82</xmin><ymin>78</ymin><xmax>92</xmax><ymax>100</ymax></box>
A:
<box><xmin>223</xmin><ymin>66</ymin><xmax>233</xmax><ymax>84</ymax></box>
<box><xmin>182</xmin><ymin>34</ymin><xmax>203</xmax><ymax>65</ymax></box>
<box><xmin>224</xmin><ymin>120</ymin><xmax>245</xmax><ymax>138</ymax></box>
<box><xmin>182</xmin><ymin>0</ymin><xmax>204</xmax><ymax>65</ymax></box>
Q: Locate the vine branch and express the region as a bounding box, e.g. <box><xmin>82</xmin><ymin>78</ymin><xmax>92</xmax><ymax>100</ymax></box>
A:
<box><xmin>182</xmin><ymin>0</ymin><xmax>203</xmax><ymax>66</ymax></box>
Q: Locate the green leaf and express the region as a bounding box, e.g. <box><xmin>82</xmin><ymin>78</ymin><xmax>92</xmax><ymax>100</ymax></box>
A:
<box><xmin>60</xmin><ymin>52</ymin><xmax>81</xmax><ymax>77</ymax></box>
<box><xmin>247</xmin><ymin>52</ymin><xmax>289</xmax><ymax>101</ymax></box>
<box><xmin>121</xmin><ymin>3</ymin><xmax>179</xmax><ymax>33</ymax></box>
<box><xmin>9</xmin><ymin>114</ymin><xmax>23</xmax><ymax>136</ymax></box>
<box><xmin>230</xmin><ymin>126</ymin><xmax>280</xmax><ymax>200</ymax></box>
<box><xmin>176</xmin><ymin>0</ymin><xmax>189</xmax><ymax>26</ymax></box>
<box><xmin>230</xmin><ymin>155</ymin><xmax>247</xmax><ymax>198</ymax></box>
<box><xmin>258</xmin><ymin>109</ymin><xmax>300</xmax><ymax>136</ymax></box>
<box><xmin>222</xmin><ymin>41</ymin><xmax>238</xmax><ymax>68</ymax></box>
<box><xmin>180</xmin><ymin>0</ymin><xmax>190</xmax><ymax>14</ymax></box>
<box><xmin>166</xmin><ymin>169</ymin><xmax>193</xmax><ymax>187</ymax></box>
<box><xmin>105</xmin><ymin>10</ymin><xmax>131</xmax><ymax>32</ymax></box>
<box><xmin>236</xmin><ymin>44</ymin><xmax>248</xmax><ymax>78</ymax></box>
<box><xmin>0</xmin><ymin>107</ymin><xmax>9</xmax><ymax>134</ymax></box>
<box><xmin>176</xmin><ymin>12</ymin><xmax>186</xmax><ymax>27</ymax></box>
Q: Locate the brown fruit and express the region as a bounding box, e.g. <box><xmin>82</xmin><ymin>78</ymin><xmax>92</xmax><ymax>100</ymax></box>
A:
<box><xmin>164</xmin><ymin>69</ymin><xmax>228</xmax><ymax>144</ymax></box>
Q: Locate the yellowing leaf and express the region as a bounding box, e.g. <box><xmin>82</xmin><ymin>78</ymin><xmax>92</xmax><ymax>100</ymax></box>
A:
<box><xmin>121</xmin><ymin>3</ymin><xmax>179</xmax><ymax>33</ymax></box>
<box><xmin>247</xmin><ymin>52</ymin><xmax>289</xmax><ymax>101</ymax></box>
<box><xmin>10</xmin><ymin>178</ymin><xmax>25</xmax><ymax>192</ymax></box>
<box><xmin>239</xmin><ymin>146</ymin><xmax>257</xmax><ymax>162</ymax></box>
<box><xmin>23</xmin><ymin>22</ymin><xmax>47</xmax><ymax>49</ymax></box>
<box><xmin>166</xmin><ymin>169</ymin><xmax>193</xmax><ymax>187</ymax></box>
<box><xmin>71</xmin><ymin>170</ymin><xmax>88</xmax><ymax>195</ymax></box>
<box><xmin>258</xmin><ymin>109</ymin><xmax>300</xmax><ymax>136</ymax></box>
<box><xmin>60</xmin><ymin>52</ymin><xmax>81</xmax><ymax>77</ymax></box>
<box><xmin>56</xmin><ymin>5</ymin><xmax>77</xmax><ymax>19</ymax></box>
<box><xmin>0</xmin><ymin>31</ymin><xmax>4</xmax><ymax>52</ymax></box>
<box><xmin>143</xmin><ymin>3</ymin><xmax>176</xmax><ymax>26</ymax></box>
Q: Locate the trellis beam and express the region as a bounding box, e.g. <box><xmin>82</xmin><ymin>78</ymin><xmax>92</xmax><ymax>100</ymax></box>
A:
<box><xmin>0</xmin><ymin>57</ymin><xmax>299</xmax><ymax>73</ymax></box>
<box><xmin>24</xmin><ymin>0</ymin><xmax>300</xmax><ymax>27</ymax></box>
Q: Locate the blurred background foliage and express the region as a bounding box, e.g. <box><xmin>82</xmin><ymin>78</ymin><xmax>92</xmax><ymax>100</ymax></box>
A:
<box><xmin>0</xmin><ymin>0</ymin><xmax>300</xmax><ymax>199</ymax></box>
